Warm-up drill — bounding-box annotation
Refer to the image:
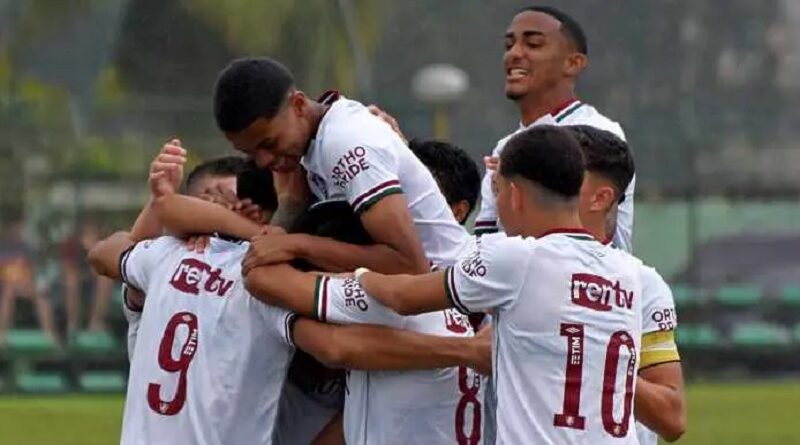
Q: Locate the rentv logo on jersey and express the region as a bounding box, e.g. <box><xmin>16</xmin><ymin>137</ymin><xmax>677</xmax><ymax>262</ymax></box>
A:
<box><xmin>570</xmin><ymin>273</ymin><xmax>634</xmax><ymax>312</ymax></box>
<box><xmin>170</xmin><ymin>258</ymin><xmax>234</xmax><ymax>297</ymax></box>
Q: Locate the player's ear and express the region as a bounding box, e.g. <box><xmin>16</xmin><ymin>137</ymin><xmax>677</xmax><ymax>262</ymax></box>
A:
<box><xmin>592</xmin><ymin>185</ymin><xmax>616</xmax><ymax>212</ymax></box>
<box><xmin>510</xmin><ymin>181</ymin><xmax>524</xmax><ymax>213</ymax></box>
<box><xmin>564</xmin><ymin>52</ymin><xmax>587</xmax><ymax>77</ymax></box>
<box><xmin>289</xmin><ymin>90</ymin><xmax>307</xmax><ymax>116</ymax></box>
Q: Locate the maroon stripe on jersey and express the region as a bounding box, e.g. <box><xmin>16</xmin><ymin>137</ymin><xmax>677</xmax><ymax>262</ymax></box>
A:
<box><xmin>549</xmin><ymin>98</ymin><xmax>579</xmax><ymax>117</ymax></box>
<box><xmin>351</xmin><ymin>179</ymin><xmax>401</xmax><ymax>209</ymax></box>
<box><xmin>445</xmin><ymin>267</ymin><xmax>474</xmax><ymax>315</ymax></box>
<box><xmin>474</xmin><ymin>220</ymin><xmax>498</xmax><ymax>228</ymax></box>
<box><xmin>317</xmin><ymin>90</ymin><xmax>341</xmax><ymax>105</ymax></box>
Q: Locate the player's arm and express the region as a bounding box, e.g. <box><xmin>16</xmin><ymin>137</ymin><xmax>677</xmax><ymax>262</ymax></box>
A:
<box><xmin>261</xmin><ymin>194</ymin><xmax>429</xmax><ymax>274</ymax></box>
<box><xmin>153</xmin><ymin>193</ymin><xmax>262</xmax><ymax>240</ymax></box>
<box><xmin>87</xmin><ymin>231</ymin><xmax>135</xmax><ymax>280</ymax></box>
<box><xmin>243</xmin><ymin>264</ymin><xmax>318</xmax><ymax>316</ymax></box>
<box><xmin>635</xmin><ymin>360</ymin><xmax>686</xmax><ymax>442</ymax></box>
<box><xmin>291</xmin><ymin>317</ymin><xmax>488</xmax><ymax>371</ymax></box>
<box><xmin>634</xmin><ymin>265</ymin><xmax>686</xmax><ymax>441</ymax></box>
<box><xmin>359</xmin><ymin>234</ymin><xmax>525</xmax><ymax>316</ymax></box>
<box><xmin>357</xmin><ymin>270</ymin><xmax>450</xmax><ymax>316</ymax></box>
<box><xmin>310</xmin><ymin>411</ymin><xmax>345</xmax><ymax>445</ymax></box>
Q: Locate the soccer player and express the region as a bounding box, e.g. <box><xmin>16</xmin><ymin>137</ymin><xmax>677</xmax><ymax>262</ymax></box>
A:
<box><xmin>355</xmin><ymin>126</ymin><xmax>645</xmax><ymax>445</ymax></box>
<box><xmin>408</xmin><ymin>139</ymin><xmax>481</xmax><ymax>225</ymax></box>
<box><xmin>474</xmin><ymin>6</ymin><xmax>635</xmax><ymax>253</ymax></box>
<box><xmin>212</xmin><ymin>57</ymin><xmax>470</xmax><ymax>274</ymax></box>
<box><xmin>565</xmin><ymin>126</ymin><xmax>686</xmax><ymax>443</ymax></box>
<box><xmin>88</xmin><ymin>159</ymin><xmax>294</xmax><ymax>445</ymax></box>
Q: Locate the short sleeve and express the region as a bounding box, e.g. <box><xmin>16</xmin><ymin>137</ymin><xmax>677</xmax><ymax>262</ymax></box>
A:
<box><xmin>267</xmin><ymin>307</ymin><xmax>298</xmax><ymax>349</ymax></box>
<box><xmin>444</xmin><ymin>233</ymin><xmax>528</xmax><ymax>314</ymax></box>
<box><xmin>313</xmin><ymin>276</ymin><xmax>403</xmax><ymax>328</ymax></box>
<box><xmin>640</xmin><ymin>265</ymin><xmax>678</xmax><ymax>334</ymax></box>
<box><xmin>324</xmin><ymin>142</ymin><xmax>402</xmax><ymax>214</ymax></box>
<box><xmin>612</xmin><ymin>175</ymin><xmax>635</xmax><ymax>253</ymax></box>
<box><xmin>121</xmin><ymin>284</ymin><xmax>142</xmax><ymax>362</ymax></box>
<box><xmin>474</xmin><ymin>169</ymin><xmax>499</xmax><ymax>235</ymax></box>
<box><xmin>119</xmin><ymin>237</ymin><xmax>180</xmax><ymax>293</ymax></box>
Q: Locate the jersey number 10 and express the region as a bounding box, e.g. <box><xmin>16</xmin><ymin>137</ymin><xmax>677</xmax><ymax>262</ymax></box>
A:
<box><xmin>553</xmin><ymin>323</ymin><xmax>636</xmax><ymax>438</ymax></box>
<box><xmin>147</xmin><ymin>312</ymin><xmax>199</xmax><ymax>416</ymax></box>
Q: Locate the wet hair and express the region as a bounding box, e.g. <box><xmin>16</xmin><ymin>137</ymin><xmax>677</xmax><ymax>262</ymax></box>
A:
<box><xmin>564</xmin><ymin>125</ymin><xmax>634</xmax><ymax>203</ymax></box>
<box><xmin>516</xmin><ymin>6</ymin><xmax>588</xmax><ymax>55</ymax></box>
<box><xmin>499</xmin><ymin>125</ymin><xmax>584</xmax><ymax>201</ymax></box>
<box><xmin>409</xmin><ymin>139</ymin><xmax>480</xmax><ymax>217</ymax></box>
<box><xmin>213</xmin><ymin>57</ymin><xmax>295</xmax><ymax>132</ymax></box>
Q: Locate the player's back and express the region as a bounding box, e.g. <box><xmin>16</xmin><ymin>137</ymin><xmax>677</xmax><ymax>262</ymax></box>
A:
<box><xmin>302</xmin><ymin>93</ymin><xmax>470</xmax><ymax>266</ymax></box>
<box><xmin>486</xmin><ymin>232</ymin><xmax>643</xmax><ymax>445</ymax></box>
<box><xmin>120</xmin><ymin>237</ymin><xmax>295</xmax><ymax>445</ymax></box>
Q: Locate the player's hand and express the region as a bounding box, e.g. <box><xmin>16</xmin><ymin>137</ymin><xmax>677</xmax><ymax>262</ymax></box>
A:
<box><xmin>150</xmin><ymin>139</ymin><xmax>187</xmax><ymax>198</ymax></box>
<box><xmin>484</xmin><ymin>155</ymin><xmax>499</xmax><ymax>172</ymax></box>
<box><xmin>187</xmin><ymin>235</ymin><xmax>210</xmax><ymax>253</ymax></box>
<box><xmin>471</xmin><ymin>325</ymin><xmax>493</xmax><ymax>376</ymax></box>
<box><xmin>368</xmin><ymin>105</ymin><xmax>407</xmax><ymax>143</ymax></box>
<box><xmin>241</xmin><ymin>233</ymin><xmax>302</xmax><ymax>274</ymax></box>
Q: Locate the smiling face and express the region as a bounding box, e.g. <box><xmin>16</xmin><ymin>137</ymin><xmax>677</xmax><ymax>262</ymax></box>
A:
<box><xmin>503</xmin><ymin>11</ymin><xmax>585</xmax><ymax>101</ymax></box>
<box><xmin>224</xmin><ymin>91</ymin><xmax>312</xmax><ymax>172</ymax></box>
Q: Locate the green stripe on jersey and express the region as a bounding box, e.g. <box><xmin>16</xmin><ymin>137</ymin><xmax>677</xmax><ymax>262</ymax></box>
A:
<box><xmin>555</xmin><ymin>102</ymin><xmax>584</xmax><ymax>122</ymax></box>
<box><xmin>354</xmin><ymin>186</ymin><xmax>403</xmax><ymax>214</ymax></box>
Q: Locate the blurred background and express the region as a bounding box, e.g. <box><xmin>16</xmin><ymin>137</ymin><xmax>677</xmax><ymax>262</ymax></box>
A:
<box><xmin>0</xmin><ymin>0</ymin><xmax>799</xmax><ymax>444</ymax></box>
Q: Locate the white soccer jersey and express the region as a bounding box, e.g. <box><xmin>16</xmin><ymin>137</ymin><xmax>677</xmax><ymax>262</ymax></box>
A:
<box><xmin>301</xmin><ymin>92</ymin><xmax>470</xmax><ymax>266</ymax></box>
<box><xmin>121</xmin><ymin>284</ymin><xmax>143</xmax><ymax>362</ymax></box>
<box><xmin>446</xmin><ymin>231</ymin><xmax>643</xmax><ymax>445</ymax></box>
<box><xmin>474</xmin><ymin>100</ymin><xmax>635</xmax><ymax>252</ymax></box>
<box><xmin>635</xmin><ymin>265</ymin><xmax>680</xmax><ymax>445</ymax></box>
<box><xmin>119</xmin><ymin>236</ymin><xmax>295</xmax><ymax>445</ymax></box>
<box><xmin>313</xmin><ymin>275</ymin><xmax>483</xmax><ymax>445</ymax></box>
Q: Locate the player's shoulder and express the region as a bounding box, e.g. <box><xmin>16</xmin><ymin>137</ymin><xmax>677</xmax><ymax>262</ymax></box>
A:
<box><xmin>134</xmin><ymin>235</ymin><xmax>184</xmax><ymax>254</ymax></box>
<box><xmin>560</xmin><ymin>102</ymin><xmax>626</xmax><ymax>141</ymax></box>
<box><xmin>321</xmin><ymin>96</ymin><xmax>395</xmax><ymax>149</ymax></box>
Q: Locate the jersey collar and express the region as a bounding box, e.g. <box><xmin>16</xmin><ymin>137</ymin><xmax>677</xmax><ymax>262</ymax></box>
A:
<box><xmin>517</xmin><ymin>98</ymin><xmax>581</xmax><ymax>129</ymax></box>
<box><xmin>538</xmin><ymin>227</ymin><xmax>596</xmax><ymax>241</ymax></box>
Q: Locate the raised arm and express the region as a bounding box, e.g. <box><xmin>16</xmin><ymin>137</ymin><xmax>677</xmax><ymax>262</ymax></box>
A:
<box><xmin>87</xmin><ymin>231</ymin><xmax>134</xmax><ymax>280</ymax></box>
<box><xmin>153</xmin><ymin>193</ymin><xmax>262</xmax><ymax>240</ymax></box>
<box><xmin>292</xmin><ymin>317</ymin><xmax>488</xmax><ymax>371</ymax></box>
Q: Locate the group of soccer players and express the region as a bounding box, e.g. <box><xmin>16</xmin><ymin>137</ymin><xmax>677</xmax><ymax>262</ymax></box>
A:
<box><xmin>86</xmin><ymin>5</ymin><xmax>687</xmax><ymax>445</ymax></box>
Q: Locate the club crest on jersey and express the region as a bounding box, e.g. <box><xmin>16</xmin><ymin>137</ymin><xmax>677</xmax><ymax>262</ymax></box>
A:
<box><xmin>570</xmin><ymin>273</ymin><xmax>633</xmax><ymax>312</ymax></box>
<box><xmin>342</xmin><ymin>278</ymin><xmax>368</xmax><ymax>311</ymax></box>
<box><xmin>170</xmin><ymin>258</ymin><xmax>234</xmax><ymax>297</ymax></box>
<box><xmin>332</xmin><ymin>146</ymin><xmax>370</xmax><ymax>188</ymax></box>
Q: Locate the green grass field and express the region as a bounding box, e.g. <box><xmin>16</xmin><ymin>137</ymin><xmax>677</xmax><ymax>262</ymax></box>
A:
<box><xmin>0</xmin><ymin>381</ymin><xmax>798</xmax><ymax>444</ymax></box>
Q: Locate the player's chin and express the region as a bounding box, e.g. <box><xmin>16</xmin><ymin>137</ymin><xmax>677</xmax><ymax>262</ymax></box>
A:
<box><xmin>504</xmin><ymin>85</ymin><xmax>528</xmax><ymax>101</ymax></box>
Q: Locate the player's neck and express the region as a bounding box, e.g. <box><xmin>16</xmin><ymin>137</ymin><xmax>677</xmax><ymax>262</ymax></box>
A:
<box><xmin>516</xmin><ymin>85</ymin><xmax>577</xmax><ymax>127</ymax></box>
<box><xmin>580</xmin><ymin>213</ymin><xmax>607</xmax><ymax>243</ymax></box>
<box><xmin>307</xmin><ymin>100</ymin><xmax>328</xmax><ymax>134</ymax></box>
<box><xmin>523</xmin><ymin>210</ymin><xmax>583</xmax><ymax>239</ymax></box>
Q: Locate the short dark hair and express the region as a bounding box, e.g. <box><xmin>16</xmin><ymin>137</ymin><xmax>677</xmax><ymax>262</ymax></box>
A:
<box><xmin>213</xmin><ymin>57</ymin><xmax>295</xmax><ymax>132</ymax></box>
<box><xmin>289</xmin><ymin>200</ymin><xmax>372</xmax><ymax>271</ymax></box>
<box><xmin>500</xmin><ymin>125</ymin><xmax>584</xmax><ymax>200</ymax></box>
<box><xmin>564</xmin><ymin>126</ymin><xmax>634</xmax><ymax>202</ymax></box>
<box><xmin>185</xmin><ymin>156</ymin><xmax>250</xmax><ymax>192</ymax></box>
<box><xmin>517</xmin><ymin>6</ymin><xmax>588</xmax><ymax>55</ymax></box>
<box><xmin>409</xmin><ymin>139</ymin><xmax>480</xmax><ymax>216</ymax></box>
<box><xmin>236</xmin><ymin>160</ymin><xmax>278</xmax><ymax>212</ymax></box>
